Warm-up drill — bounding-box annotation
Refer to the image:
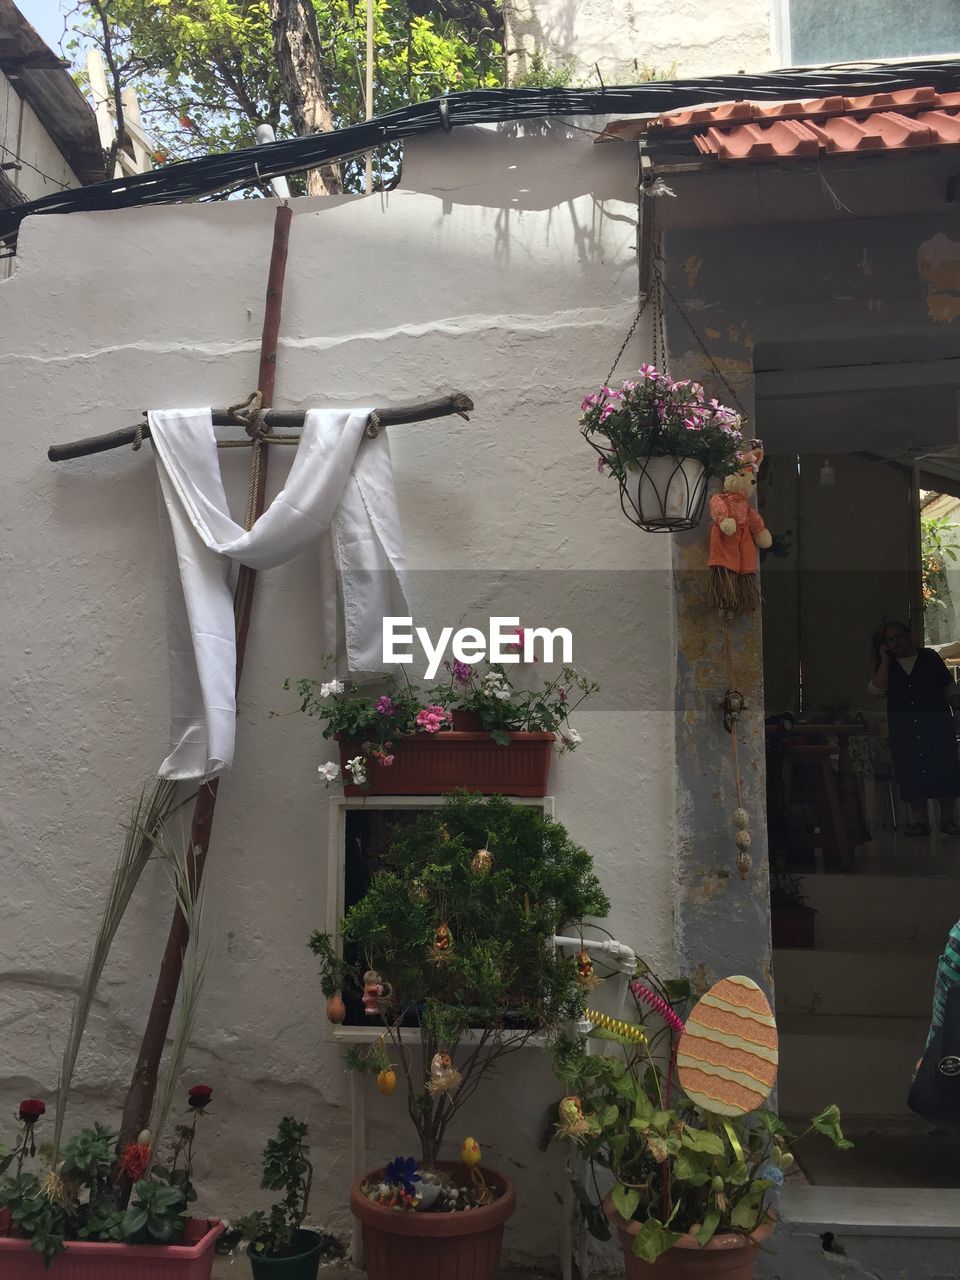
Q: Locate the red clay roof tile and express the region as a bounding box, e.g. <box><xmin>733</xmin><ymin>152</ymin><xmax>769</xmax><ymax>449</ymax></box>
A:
<box><xmin>637</xmin><ymin>86</ymin><xmax>960</xmax><ymax>163</ymax></box>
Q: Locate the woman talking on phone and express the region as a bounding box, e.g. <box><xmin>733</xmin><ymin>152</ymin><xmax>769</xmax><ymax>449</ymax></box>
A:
<box><xmin>868</xmin><ymin>620</ymin><xmax>960</xmax><ymax>837</ymax></box>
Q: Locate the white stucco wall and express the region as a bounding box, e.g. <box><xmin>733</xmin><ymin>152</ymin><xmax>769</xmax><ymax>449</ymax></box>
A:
<box><xmin>505</xmin><ymin>0</ymin><xmax>773</xmax><ymax>86</ymax></box>
<box><xmin>0</xmin><ymin>124</ymin><xmax>676</xmax><ymax>1263</ymax></box>
<box><xmin>0</xmin><ymin>67</ymin><xmax>78</xmax><ymax>201</ymax></box>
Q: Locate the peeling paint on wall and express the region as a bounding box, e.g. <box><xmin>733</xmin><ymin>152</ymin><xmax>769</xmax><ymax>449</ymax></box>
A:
<box><xmin>917</xmin><ymin>231</ymin><xmax>960</xmax><ymax>322</ymax></box>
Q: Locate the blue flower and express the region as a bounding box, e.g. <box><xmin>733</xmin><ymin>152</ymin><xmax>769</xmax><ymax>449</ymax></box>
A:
<box><xmin>384</xmin><ymin>1155</ymin><xmax>421</xmax><ymax>1196</ymax></box>
<box><xmin>756</xmin><ymin>1160</ymin><xmax>784</xmax><ymax>1187</ymax></box>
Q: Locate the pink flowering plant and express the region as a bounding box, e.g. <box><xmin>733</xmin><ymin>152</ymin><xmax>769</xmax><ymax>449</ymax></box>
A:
<box><xmin>437</xmin><ymin>656</ymin><xmax>597</xmax><ymax>750</ymax></box>
<box><xmin>285</xmin><ymin>671</ymin><xmax>430</xmax><ymax>770</ymax></box>
<box><xmin>581</xmin><ymin>366</ymin><xmax>746</xmax><ymax>481</ymax></box>
<box><xmin>287</xmin><ymin>643</ymin><xmax>597</xmax><ymax>785</ymax></box>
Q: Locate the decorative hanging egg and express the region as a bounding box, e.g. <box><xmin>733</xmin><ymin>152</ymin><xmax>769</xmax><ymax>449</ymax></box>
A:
<box><xmin>325</xmin><ymin>994</ymin><xmax>346</xmax><ymax>1024</ymax></box>
<box><xmin>376</xmin><ymin>1068</ymin><xmax>397</xmax><ymax>1096</ymax></box>
<box><xmin>471</xmin><ymin>848</ymin><xmax>493</xmax><ymax>875</ymax></box>
<box><xmin>735</xmin><ymin>830</ymin><xmax>752</xmax><ymax>851</ymax></box>
<box><xmin>427</xmin><ymin>1051</ymin><xmax>462</xmax><ymax>1095</ymax></box>
<box><xmin>676</xmin><ymin>975</ymin><xmax>778</xmax><ymax>1117</ymax></box>
<box><xmin>733</xmin><ymin>808</ymin><xmax>750</xmax><ymax>830</ymax></box>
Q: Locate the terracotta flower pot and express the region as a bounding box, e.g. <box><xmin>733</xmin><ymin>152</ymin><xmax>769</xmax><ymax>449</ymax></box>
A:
<box><xmin>604</xmin><ymin>1197</ymin><xmax>774</xmax><ymax>1279</ymax></box>
<box><xmin>350</xmin><ymin>1164</ymin><xmax>516</xmax><ymax>1280</ymax></box>
<box><xmin>0</xmin><ymin>1214</ymin><xmax>223</xmax><ymax>1279</ymax></box>
<box><xmin>338</xmin><ymin>732</ymin><xmax>554</xmax><ymax>797</ymax></box>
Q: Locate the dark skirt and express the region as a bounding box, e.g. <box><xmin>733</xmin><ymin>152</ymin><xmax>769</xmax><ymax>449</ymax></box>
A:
<box><xmin>889</xmin><ymin>708</ymin><xmax>960</xmax><ymax>801</ymax></box>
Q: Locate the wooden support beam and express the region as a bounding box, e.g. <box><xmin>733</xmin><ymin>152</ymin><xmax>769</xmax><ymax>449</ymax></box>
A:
<box><xmin>114</xmin><ymin>204</ymin><xmax>293</xmax><ymax>1170</ymax></box>
<box><xmin>47</xmin><ymin>393</ymin><xmax>475</xmax><ymax>461</ymax></box>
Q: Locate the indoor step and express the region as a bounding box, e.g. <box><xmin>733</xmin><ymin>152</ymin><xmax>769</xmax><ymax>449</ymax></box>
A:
<box><xmin>778</xmin><ymin>1013</ymin><xmax>928</xmax><ymax>1116</ymax></box>
<box><xmin>798</xmin><ymin>873</ymin><xmax>960</xmax><ymax>948</ymax></box>
<box><xmin>774</xmin><ymin>947</ymin><xmax>939</xmax><ymax>1019</ymax></box>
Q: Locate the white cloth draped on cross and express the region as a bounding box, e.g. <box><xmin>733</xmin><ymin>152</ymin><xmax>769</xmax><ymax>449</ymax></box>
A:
<box><xmin>149</xmin><ymin>407</ymin><xmax>409</xmax><ymax>781</ymax></box>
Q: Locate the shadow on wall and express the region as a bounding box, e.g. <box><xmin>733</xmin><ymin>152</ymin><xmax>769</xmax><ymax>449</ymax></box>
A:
<box><xmin>399</xmin><ymin>121</ymin><xmax>637</xmax><ymax>211</ymax></box>
<box><xmin>397</xmin><ymin>121</ymin><xmax>638</xmax><ymax>269</ymax></box>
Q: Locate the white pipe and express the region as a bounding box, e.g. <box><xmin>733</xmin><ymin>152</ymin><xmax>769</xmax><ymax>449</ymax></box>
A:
<box><xmin>254</xmin><ymin>124</ymin><xmax>291</xmax><ymax>200</ymax></box>
<box><xmin>551</xmin><ymin>934</ymin><xmax>637</xmax><ymax>974</ymax></box>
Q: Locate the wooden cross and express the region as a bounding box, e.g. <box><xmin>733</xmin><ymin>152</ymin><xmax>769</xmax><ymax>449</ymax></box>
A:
<box><xmin>48</xmin><ymin>203</ymin><xmax>474</xmax><ymax>1162</ymax></box>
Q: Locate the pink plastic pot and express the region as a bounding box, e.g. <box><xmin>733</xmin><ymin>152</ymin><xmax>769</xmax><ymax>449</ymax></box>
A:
<box><xmin>0</xmin><ymin>1215</ymin><xmax>223</xmax><ymax>1279</ymax></box>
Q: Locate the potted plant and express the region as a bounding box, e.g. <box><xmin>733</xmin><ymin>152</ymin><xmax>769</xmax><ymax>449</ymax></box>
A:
<box><xmin>581</xmin><ymin>366</ymin><xmax>747</xmax><ymax>531</ymax></box>
<box><xmin>0</xmin><ymin>1089</ymin><xmax>223</xmax><ymax>1277</ymax></box>
<box><xmin>310</xmin><ymin>791</ymin><xmax>610</xmax><ymax>1280</ymax></box>
<box><xmin>286</xmin><ymin>652</ymin><xmax>595</xmax><ymax>797</ymax></box>
<box><xmin>552</xmin><ymin>967</ymin><xmax>850</xmax><ymax>1276</ymax></box>
<box><xmin>236</xmin><ymin>1118</ymin><xmax>336</xmax><ymax>1279</ymax></box>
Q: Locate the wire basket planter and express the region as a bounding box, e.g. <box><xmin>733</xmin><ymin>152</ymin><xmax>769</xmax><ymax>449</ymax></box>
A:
<box><xmin>581</xmin><ymin>261</ymin><xmax>749</xmax><ymax>534</ymax></box>
<box><xmin>587</xmin><ymin>434</ymin><xmax>710</xmax><ymax>532</ymax></box>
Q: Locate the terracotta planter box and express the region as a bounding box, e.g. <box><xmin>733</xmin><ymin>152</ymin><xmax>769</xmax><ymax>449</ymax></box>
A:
<box><xmin>604</xmin><ymin>1197</ymin><xmax>773</xmax><ymax>1278</ymax></box>
<box><xmin>771</xmin><ymin>906</ymin><xmax>816</xmax><ymax>950</ymax></box>
<box><xmin>351</xmin><ymin>1164</ymin><xmax>515</xmax><ymax>1280</ymax></box>
<box><xmin>338</xmin><ymin>731</ymin><xmax>555</xmax><ymax>797</ymax></box>
<box><xmin>0</xmin><ymin>1215</ymin><xmax>223</xmax><ymax>1279</ymax></box>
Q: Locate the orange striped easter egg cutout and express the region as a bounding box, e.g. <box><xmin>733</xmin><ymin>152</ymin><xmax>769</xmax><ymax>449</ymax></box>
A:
<box><xmin>676</xmin><ymin>975</ymin><xmax>778</xmax><ymax>1117</ymax></box>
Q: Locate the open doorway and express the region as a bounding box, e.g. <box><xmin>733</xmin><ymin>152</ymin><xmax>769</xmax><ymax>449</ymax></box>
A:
<box><xmin>757</xmin><ymin>339</ymin><xmax>960</xmax><ymax>1188</ymax></box>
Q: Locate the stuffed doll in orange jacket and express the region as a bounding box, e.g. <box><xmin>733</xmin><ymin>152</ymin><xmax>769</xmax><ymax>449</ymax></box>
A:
<box><xmin>708</xmin><ymin>441</ymin><xmax>772</xmax><ymax>613</ymax></box>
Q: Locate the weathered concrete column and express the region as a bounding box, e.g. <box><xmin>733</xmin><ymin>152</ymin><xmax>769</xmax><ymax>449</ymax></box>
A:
<box><xmin>665</xmin><ymin>297</ymin><xmax>773</xmax><ymax>997</ymax></box>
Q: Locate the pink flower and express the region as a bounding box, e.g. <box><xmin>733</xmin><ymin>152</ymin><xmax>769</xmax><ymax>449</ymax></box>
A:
<box><xmin>599</xmin><ymin>404</ymin><xmax>616</xmax><ymax>423</ymax></box>
<box><xmin>376</xmin><ymin>694</ymin><xmax>397</xmax><ymax>716</ymax></box>
<box><xmin>580</xmin><ymin>392</ymin><xmax>604</xmax><ymax>411</ymax></box>
<box><xmin>416</xmin><ymin>705</ymin><xmax>451</xmax><ymax>734</ymax></box>
<box><xmin>452</xmin><ymin>660</ymin><xmax>473</xmax><ymax>684</ymax></box>
<box><xmin>638</xmin><ymin>363</ymin><xmax>658</xmax><ymax>380</ymax></box>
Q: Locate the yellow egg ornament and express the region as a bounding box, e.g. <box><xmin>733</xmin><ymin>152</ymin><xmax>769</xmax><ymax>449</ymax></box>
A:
<box><xmin>377</xmin><ymin>1069</ymin><xmax>397</xmax><ymax>1096</ymax></box>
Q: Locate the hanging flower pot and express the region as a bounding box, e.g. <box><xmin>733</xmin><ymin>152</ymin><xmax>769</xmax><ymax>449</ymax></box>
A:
<box><xmin>625</xmin><ymin>454</ymin><xmax>708</xmax><ymax>532</ymax></box>
<box><xmin>581</xmin><ymin>366</ymin><xmax>746</xmax><ymax>533</ymax></box>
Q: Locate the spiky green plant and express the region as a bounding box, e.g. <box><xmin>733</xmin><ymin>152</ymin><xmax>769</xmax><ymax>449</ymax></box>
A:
<box><xmin>53</xmin><ymin>780</ymin><xmax>179</xmax><ymax>1158</ymax></box>
<box><xmin>146</xmin><ymin>828</ymin><xmax>209</xmax><ymax>1164</ymax></box>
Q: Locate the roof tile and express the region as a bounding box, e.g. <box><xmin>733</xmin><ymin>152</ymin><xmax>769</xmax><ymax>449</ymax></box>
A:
<box><xmin>629</xmin><ymin>85</ymin><xmax>960</xmax><ymax>164</ymax></box>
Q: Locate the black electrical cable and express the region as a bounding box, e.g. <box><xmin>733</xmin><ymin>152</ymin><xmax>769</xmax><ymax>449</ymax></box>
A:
<box><xmin>2</xmin><ymin>58</ymin><xmax>959</xmax><ymax>242</ymax></box>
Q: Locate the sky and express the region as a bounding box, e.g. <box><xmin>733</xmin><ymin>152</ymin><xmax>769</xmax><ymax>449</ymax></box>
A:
<box><xmin>18</xmin><ymin>0</ymin><xmax>70</xmax><ymax>54</ymax></box>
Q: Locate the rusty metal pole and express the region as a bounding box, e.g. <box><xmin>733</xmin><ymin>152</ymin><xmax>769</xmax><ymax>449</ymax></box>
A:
<box><xmin>116</xmin><ymin>204</ymin><xmax>294</xmax><ymax>1164</ymax></box>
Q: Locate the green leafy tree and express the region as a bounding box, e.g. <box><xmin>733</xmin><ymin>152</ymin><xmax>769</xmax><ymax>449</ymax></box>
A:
<box><xmin>922</xmin><ymin>510</ymin><xmax>959</xmax><ymax>627</ymax></box>
<box><xmin>312</xmin><ymin>791</ymin><xmax>609</xmax><ymax>1167</ymax></box>
<box><xmin>64</xmin><ymin>0</ymin><xmax>504</xmax><ymax>191</ymax></box>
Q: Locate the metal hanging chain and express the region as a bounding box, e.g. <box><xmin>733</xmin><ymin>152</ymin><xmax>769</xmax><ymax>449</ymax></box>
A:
<box><xmin>651</xmin><ymin>261</ymin><xmax>747</xmax><ymax>418</ymax></box>
<box><xmin>605</xmin><ymin>297</ymin><xmax>649</xmax><ymax>387</ymax></box>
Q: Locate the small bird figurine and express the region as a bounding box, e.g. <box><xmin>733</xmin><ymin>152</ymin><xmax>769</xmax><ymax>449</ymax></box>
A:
<box><xmin>461</xmin><ymin>1136</ymin><xmax>481</xmax><ymax>1168</ymax></box>
<box><xmin>461</xmin><ymin>1137</ymin><xmax>489</xmax><ymax>1204</ymax></box>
